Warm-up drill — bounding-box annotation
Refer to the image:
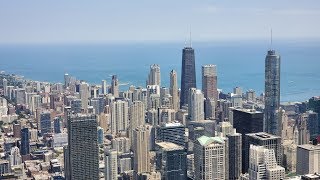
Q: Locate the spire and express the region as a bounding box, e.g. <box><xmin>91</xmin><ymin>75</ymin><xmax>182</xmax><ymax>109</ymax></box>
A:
<box><xmin>189</xmin><ymin>25</ymin><xmax>192</xmax><ymax>47</ymax></box>
<box><xmin>270</xmin><ymin>28</ymin><xmax>273</xmax><ymax>50</ymax></box>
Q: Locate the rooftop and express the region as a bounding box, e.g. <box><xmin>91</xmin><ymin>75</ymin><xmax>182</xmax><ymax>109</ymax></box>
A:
<box><xmin>233</xmin><ymin>108</ymin><xmax>262</xmax><ymax>114</ymax></box>
<box><xmin>298</xmin><ymin>144</ymin><xmax>320</xmax><ymax>151</ymax></box>
<box><xmin>246</xmin><ymin>132</ymin><xmax>281</xmax><ymax>140</ymax></box>
<box><xmin>164</xmin><ymin>122</ymin><xmax>183</xmax><ymax>127</ymax></box>
<box><xmin>197</xmin><ymin>135</ymin><xmax>225</xmax><ymax>146</ymax></box>
<box><xmin>156</xmin><ymin>142</ymin><xmax>184</xmax><ymax>151</ymax></box>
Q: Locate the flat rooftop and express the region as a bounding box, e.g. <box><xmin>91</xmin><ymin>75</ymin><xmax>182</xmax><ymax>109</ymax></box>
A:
<box><xmin>233</xmin><ymin>108</ymin><xmax>262</xmax><ymax>114</ymax></box>
<box><xmin>246</xmin><ymin>132</ymin><xmax>281</xmax><ymax>140</ymax></box>
<box><xmin>156</xmin><ymin>142</ymin><xmax>184</xmax><ymax>151</ymax></box>
<box><xmin>298</xmin><ymin>144</ymin><xmax>320</xmax><ymax>151</ymax></box>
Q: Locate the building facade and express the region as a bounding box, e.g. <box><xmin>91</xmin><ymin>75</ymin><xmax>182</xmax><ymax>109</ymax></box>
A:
<box><xmin>265</xmin><ymin>50</ymin><xmax>281</xmax><ymax>135</ymax></box>
<box><xmin>180</xmin><ymin>46</ymin><xmax>196</xmax><ymax>107</ymax></box>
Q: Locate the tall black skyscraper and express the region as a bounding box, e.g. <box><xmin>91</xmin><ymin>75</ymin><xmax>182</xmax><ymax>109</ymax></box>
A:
<box><xmin>65</xmin><ymin>114</ymin><xmax>99</xmax><ymax>180</ymax></box>
<box><xmin>180</xmin><ymin>46</ymin><xmax>196</xmax><ymax>108</ymax></box>
<box><xmin>20</xmin><ymin>128</ymin><xmax>30</xmax><ymax>156</ymax></box>
<box><xmin>265</xmin><ymin>49</ymin><xmax>281</xmax><ymax>135</ymax></box>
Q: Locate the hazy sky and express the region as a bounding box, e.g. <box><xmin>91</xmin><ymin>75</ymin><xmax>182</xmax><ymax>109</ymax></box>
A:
<box><xmin>0</xmin><ymin>0</ymin><xmax>319</xmax><ymax>44</ymax></box>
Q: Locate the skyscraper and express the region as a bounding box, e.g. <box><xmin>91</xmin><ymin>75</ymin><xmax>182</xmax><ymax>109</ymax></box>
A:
<box><xmin>248</xmin><ymin>145</ymin><xmax>285</xmax><ymax>180</ymax></box>
<box><xmin>156</xmin><ymin>142</ymin><xmax>187</xmax><ymax>180</ymax></box>
<box><xmin>2</xmin><ymin>78</ymin><xmax>7</xmax><ymax>97</ymax></box>
<box><xmin>147</xmin><ymin>64</ymin><xmax>161</xmax><ymax>86</ymax></box>
<box><xmin>111</xmin><ymin>75</ymin><xmax>119</xmax><ymax>98</ymax></box>
<box><xmin>244</xmin><ymin>132</ymin><xmax>282</xmax><ymax>173</ymax></box>
<box><xmin>156</xmin><ymin>122</ymin><xmax>186</xmax><ymax>147</ymax></box>
<box><xmin>188</xmin><ymin>88</ymin><xmax>204</xmax><ymax>122</ymax></box>
<box><xmin>265</xmin><ymin>49</ymin><xmax>281</xmax><ymax>135</ymax></box>
<box><xmin>133</xmin><ymin>125</ymin><xmax>151</xmax><ymax>176</ymax></box>
<box><xmin>79</xmin><ymin>82</ymin><xmax>89</xmax><ymax>112</ymax></box>
<box><xmin>180</xmin><ymin>46</ymin><xmax>196</xmax><ymax>107</ymax></box>
<box><xmin>111</xmin><ymin>99</ymin><xmax>129</xmax><ymax>135</ymax></box>
<box><xmin>65</xmin><ymin>114</ymin><xmax>99</xmax><ymax>180</ymax></box>
<box><xmin>105</xmin><ymin>149</ymin><xmax>118</xmax><ymax>180</ymax></box>
<box><xmin>129</xmin><ymin>101</ymin><xmax>145</xmax><ymax>145</ymax></box>
<box><xmin>202</xmin><ymin>65</ymin><xmax>218</xmax><ymax>102</ymax></box>
<box><xmin>9</xmin><ymin>146</ymin><xmax>22</xmax><ymax>166</ymax></box>
<box><xmin>170</xmin><ymin>70</ymin><xmax>179</xmax><ymax>111</ymax></box>
<box><xmin>64</xmin><ymin>73</ymin><xmax>70</xmax><ymax>87</ymax></box>
<box><xmin>194</xmin><ymin>136</ymin><xmax>226</xmax><ymax>180</ymax></box>
<box><xmin>54</xmin><ymin>117</ymin><xmax>61</xmax><ymax>134</ymax></box>
<box><xmin>20</xmin><ymin>128</ymin><xmax>29</xmax><ymax>156</ymax></box>
<box><xmin>101</xmin><ymin>80</ymin><xmax>107</xmax><ymax>94</ymax></box>
<box><xmin>227</xmin><ymin>132</ymin><xmax>242</xmax><ymax>180</ymax></box>
<box><xmin>297</xmin><ymin>144</ymin><xmax>320</xmax><ymax>175</ymax></box>
<box><xmin>40</xmin><ymin>111</ymin><xmax>51</xmax><ymax>136</ymax></box>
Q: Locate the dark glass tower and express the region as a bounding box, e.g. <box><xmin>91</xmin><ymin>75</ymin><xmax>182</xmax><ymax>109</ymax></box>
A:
<box><xmin>20</xmin><ymin>128</ymin><xmax>30</xmax><ymax>156</ymax></box>
<box><xmin>265</xmin><ymin>50</ymin><xmax>281</xmax><ymax>135</ymax></box>
<box><xmin>65</xmin><ymin>114</ymin><xmax>99</xmax><ymax>180</ymax></box>
<box><xmin>180</xmin><ymin>47</ymin><xmax>196</xmax><ymax>108</ymax></box>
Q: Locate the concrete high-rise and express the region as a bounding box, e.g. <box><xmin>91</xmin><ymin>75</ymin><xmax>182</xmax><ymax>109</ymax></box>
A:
<box><xmin>90</xmin><ymin>97</ymin><xmax>105</xmax><ymax>115</ymax></box>
<box><xmin>188</xmin><ymin>88</ymin><xmax>204</xmax><ymax>122</ymax></box>
<box><xmin>297</xmin><ymin>144</ymin><xmax>320</xmax><ymax>175</ymax></box>
<box><xmin>105</xmin><ymin>149</ymin><xmax>118</xmax><ymax>180</ymax></box>
<box><xmin>111</xmin><ymin>75</ymin><xmax>119</xmax><ymax>98</ymax></box>
<box><xmin>79</xmin><ymin>82</ymin><xmax>89</xmax><ymax>112</ymax></box>
<box><xmin>202</xmin><ymin>65</ymin><xmax>218</xmax><ymax>102</ymax></box>
<box><xmin>248</xmin><ymin>145</ymin><xmax>285</xmax><ymax>180</ymax></box>
<box><xmin>265</xmin><ymin>50</ymin><xmax>281</xmax><ymax>135</ymax></box>
<box><xmin>129</xmin><ymin>101</ymin><xmax>145</xmax><ymax>145</ymax></box>
<box><xmin>147</xmin><ymin>64</ymin><xmax>161</xmax><ymax>86</ymax></box>
<box><xmin>204</xmin><ymin>98</ymin><xmax>215</xmax><ymax>120</ymax></box>
<box><xmin>244</xmin><ymin>132</ymin><xmax>282</xmax><ymax>173</ymax></box>
<box><xmin>194</xmin><ymin>136</ymin><xmax>226</xmax><ymax>180</ymax></box>
<box><xmin>101</xmin><ymin>80</ymin><xmax>107</xmax><ymax>94</ymax></box>
<box><xmin>170</xmin><ymin>70</ymin><xmax>179</xmax><ymax>111</ymax></box>
<box><xmin>65</xmin><ymin>114</ymin><xmax>99</xmax><ymax>180</ymax></box>
<box><xmin>111</xmin><ymin>99</ymin><xmax>129</xmax><ymax>135</ymax></box>
<box><xmin>9</xmin><ymin>146</ymin><xmax>22</xmax><ymax>166</ymax></box>
<box><xmin>133</xmin><ymin>125</ymin><xmax>151</xmax><ymax>175</ymax></box>
<box><xmin>2</xmin><ymin>78</ymin><xmax>7</xmax><ymax>97</ymax></box>
<box><xmin>180</xmin><ymin>46</ymin><xmax>196</xmax><ymax>107</ymax></box>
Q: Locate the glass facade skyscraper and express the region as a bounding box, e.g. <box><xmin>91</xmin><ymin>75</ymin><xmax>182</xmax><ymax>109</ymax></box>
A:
<box><xmin>65</xmin><ymin>114</ymin><xmax>99</xmax><ymax>180</ymax></box>
<box><xmin>180</xmin><ymin>47</ymin><xmax>196</xmax><ymax>108</ymax></box>
<box><xmin>265</xmin><ymin>50</ymin><xmax>281</xmax><ymax>135</ymax></box>
<box><xmin>20</xmin><ymin>128</ymin><xmax>29</xmax><ymax>156</ymax></box>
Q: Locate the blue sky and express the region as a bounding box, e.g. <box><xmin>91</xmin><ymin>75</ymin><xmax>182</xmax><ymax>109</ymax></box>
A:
<box><xmin>0</xmin><ymin>0</ymin><xmax>319</xmax><ymax>44</ymax></box>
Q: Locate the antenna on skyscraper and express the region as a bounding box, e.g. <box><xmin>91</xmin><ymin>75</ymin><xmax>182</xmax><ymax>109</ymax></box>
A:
<box><xmin>270</xmin><ymin>28</ymin><xmax>273</xmax><ymax>50</ymax></box>
<box><xmin>189</xmin><ymin>25</ymin><xmax>192</xmax><ymax>47</ymax></box>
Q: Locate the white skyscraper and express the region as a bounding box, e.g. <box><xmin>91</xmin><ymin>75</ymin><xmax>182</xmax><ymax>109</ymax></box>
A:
<box><xmin>102</xmin><ymin>80</ymin><xmax>107</xmax><ymax>94</ymax></box>
<box><xmin>188</xmin><ymin>88</ymin><xmax>204</xmax><ymax>122</ymax></box>
<box><xmin>129</xmin><ymin>101</ymin><xmax>145</xmax><ymax>145</ymax></box>
<box><xmin>105</xmin><ymin>149</ymin><xmax>118</xmax><ymax>180</ymax></box>
<box><xmin>2</xmin><ymin>78</ymin><xmax>7</xmax><ymax>97</ymax></box>
<box><xmin>194</xmin><ymin>136</ymin><xmax>226</xmax><ymax>180</ymax></box>
<box><xmin>111</xmin><ymin>100</ymin><xmax>129</xmax><ymax>135</ymax></box>
<box><xmin>147</xmin><ymin>64</ymin><xmax>161</xmax><ymax>86</ymax></box>
<box><xmin>133</xmin><ymin>125</ymin><xmax>151</xmax><ymax>175</ymax></box>
<box><xmin>170</xmin><ymin>70</ymin><xmax>179</xmax><ymax>111</ymax></box>
<box><xmin>248</xmin><ymin>145</ymin><xmax>285</xmax><ymax>180</ymax></box>
<box><xmin>80</xmin><ymin>82</ymin><xmax>89</xmax><ymax>111</ymax></box>
<box><xmin>9</xmin><ymin>146</ymin><xmax>22</xmax><ymax>166</ymax></box>
<box><xmin>297</xmin><ymin>144</ymin><xmax>320</xmax><ymax>175</ymax></box>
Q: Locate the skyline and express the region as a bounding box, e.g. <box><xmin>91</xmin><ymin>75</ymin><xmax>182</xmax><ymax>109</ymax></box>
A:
<box><xmin>1</xmin><ymin>1</ymin><xmax>320</xmax><ymax>44</ymax></box>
